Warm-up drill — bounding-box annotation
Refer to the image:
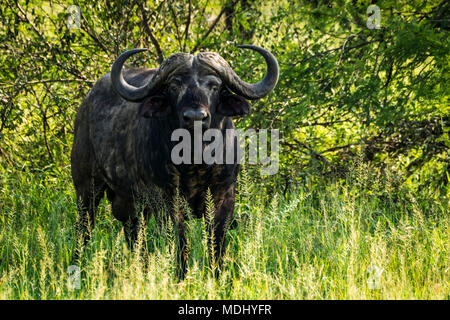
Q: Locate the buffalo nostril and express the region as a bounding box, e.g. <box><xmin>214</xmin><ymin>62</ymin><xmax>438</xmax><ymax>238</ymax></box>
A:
<box><xmin>183</xmin><ymin>109</ymin><xmax>208</xmax><ymax>121</ymax></box>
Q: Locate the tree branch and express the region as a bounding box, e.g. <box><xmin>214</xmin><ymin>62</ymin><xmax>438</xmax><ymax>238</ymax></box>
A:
<box><xmin>183</xmin><ymin>0</ymin><xmax>192</xmax><ymax>52</ymax></box>
<box><xmin>140</xmin><ymin>2</ymin><xmax>164</xmax><ymax>63</ymax></box>
<box><xmin>1</xmin><ymin>79</ymin><xmax>95</xmax><ymax>89</ymax></box>
<box><xmin>191</xmin><ymin>0</ymin><xmax>238</xmax><ymax>53</ymax></box>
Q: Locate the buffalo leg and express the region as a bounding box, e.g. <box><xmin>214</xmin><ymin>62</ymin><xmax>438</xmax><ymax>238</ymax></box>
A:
<box><xmin>209</xmin><ymin>187</ymin><xmax>235</xmax><ymax>272</ymax></box>
<box><xmin>171</xmin><ymin>214</ymin><xmax>189</xmax><ymax>280</ymax></box>
<box><xmin>111</xmin><ymin>196</ymin><xmax>138</xmax><ymax>248</ymax></box>
<box><xmin>111</xmin><ymin>195</ymin><xmax>149</xmax><ymax>254</ymax></box>
<box><xmin>73</xmin><ymin>177</ymin><xmax>106</xmax><ymax>262</ymax></box>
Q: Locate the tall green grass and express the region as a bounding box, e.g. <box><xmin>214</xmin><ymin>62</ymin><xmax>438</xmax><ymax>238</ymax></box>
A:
<box><xmin>0</xmin><ymin>163</ymin><xmax>448</xmax><ymax>299</ymax></box>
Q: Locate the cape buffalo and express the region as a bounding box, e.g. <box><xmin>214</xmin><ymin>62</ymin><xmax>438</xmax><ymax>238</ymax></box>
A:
<box><xmin>71</xmin><ymin>45</ymin><xmax>279</xmax><ymax>278</ymax></box>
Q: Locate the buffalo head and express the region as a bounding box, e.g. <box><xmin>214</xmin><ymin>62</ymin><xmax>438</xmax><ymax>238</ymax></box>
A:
<box><xmin>110</xmin><ymin>45</ymin><xmax>279</xmax><ymax>129</ymax></box>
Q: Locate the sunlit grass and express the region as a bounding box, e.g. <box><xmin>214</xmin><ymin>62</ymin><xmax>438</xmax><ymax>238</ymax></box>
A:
<box><xmin>0</xmin><ymin>164</ymin><xmax>448</xmax><ymax>299</ymax></box>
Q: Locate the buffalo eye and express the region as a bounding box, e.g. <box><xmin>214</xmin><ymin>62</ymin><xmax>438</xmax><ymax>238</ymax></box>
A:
<box><xmin>169</xmin><ymin>78</ymin><xmax>182</xmax><ymax>90</ymax></box>
<box><xmin>207</xmin><ymin>81</ymin><xmax>219</xmax><ymax>92</ymax></box>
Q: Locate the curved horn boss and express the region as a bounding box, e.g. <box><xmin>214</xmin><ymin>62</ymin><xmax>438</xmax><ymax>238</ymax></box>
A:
<box><xmin>111</xmin><ymin>49</ymin><xmax>193</xmax><ymax>101</ymax></box>
<box><xmin>197</xmin><ymin>45</ymin><xmax>279</xmax><ymax>100</ymax></box>
<box><xmin>111</xmin><ymin>45</ymin><xmax>279</xmax><ymax>101</ymax></box>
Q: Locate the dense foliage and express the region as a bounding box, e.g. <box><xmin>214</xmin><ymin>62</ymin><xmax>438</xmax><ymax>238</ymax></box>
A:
<box><xmin>0</xmin><ymin>0</ymin><xmax>448</xmax><ymax>197</ymax></box>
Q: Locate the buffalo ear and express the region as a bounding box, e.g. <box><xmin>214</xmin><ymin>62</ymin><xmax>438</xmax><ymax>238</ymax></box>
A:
<box><xmin>139</xmin><ymin>95</ymin><xmax>170</xmax><ymax>118</ymax></box>
<box><xmin>217</xmin><ymin>93</ymin><xmax>250</xmax><ymax>117</ymax></box>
